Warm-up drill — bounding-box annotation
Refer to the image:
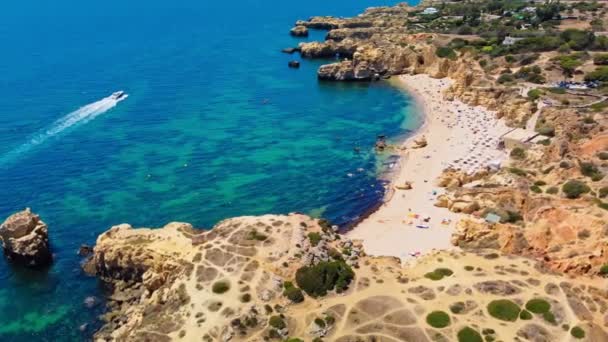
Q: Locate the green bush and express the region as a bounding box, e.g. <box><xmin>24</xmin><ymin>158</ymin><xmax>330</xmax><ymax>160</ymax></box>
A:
<box><xmin>536</xmin><ymin>124</ymin><xmax>555</xmax><ymax>137</ymax></box>
<box><xmin>519</xmin><ymin>310</ymin><xmax>533</xmax><ymax>320</ymax></box>
<box><xmin>530</xmin><ymin>185</ymin><xmax>542</xmax><ymax>193</ymax></box>
<box><xmin>268</xmin><ymin>315</ymin><xmax>286</xmax><ymax>330</ymax></box>
<box><xmin>426</xmin><ymin>311</ymin><xmax>451</xmax><ymax>328</ymax></box>
<box><xmin>240</xmin><ymin>293</ymin><xmax>252</xmax><ymax>303</ymax></box>
<box><xmin>527</xmin><ymin>89</ymin><xmax>542</xmax><ymax>100</ymax></box>
<box><xmin>525</xmin><ymin>299</ymin><xmax>551</xmax><ymax>314</ymax></box>
<box><xmin>599</xmin><ymin>202</ymin><xmax>608</xmax><ymax>211</ymax></box>
<box><xmin>295</xmin><ymin>260</ymin><xmax>354</xmax><ymax>297</ymax></box>
<box><xmin>497</xmin><ymin>74</ymin><xmax>515</xmax><ymax>84</ymax></box>
<box><xmin>247</xmin><ymin>230</ymin><xmax>268</xmax><ymax>241</ymax></box>
<box><xmin>546</xmin><ymin>186</ymin><xmax>559</xmax><ymax>194</ymax></box>
<box><xmin>599</xmin><ymin>151</ymin><xmax>608</xmax><ymax>160</ymax></box>
<box><xmin>509</xmin><ymin>167</ymin><xmax>527</xmax><ymax>177</ymax></box>
<box><xmin>457</xmin><ymin>326</ymin><xmax>483</xmax><ymax>342</ymax></box>
<box><xmin>487</xmin><ymin>299</ymin><xmax>520</xmax><ymax>322</ymax></box>
<box><xmin>586</xmin><ymin>66</ymin><xmax>608</xmax><ymax>82</ymax></box>
<box><xmin>510</xmin><ymin>147</ymin><xmax>526</xmax><ymax>160</ymax></box>
<box><xmin>534</xmin><ymin>180</ymin><xmax>547</xmax><ymax>186</ymax></box>
<box><xmin>562</xmin><ymin>180</ymin><xmax>590</xmax><ymax>199</ymax></box>
<box><xmin>212</xmin><ymin>280</ymin><xmax>230</xmax><ymax>294</ymax></box>
<box><xmin>543</xmin><ymin>311</ymin><xmax>557</xmax><ymax>324</ymax></box>
<box><xmin>436</xmin><ymin>46</ymin><xmax>457</xmax><ymax>59</ymax></box>
<box><xmin>450</xmin><ymin>301</ymin><xmax>465</xmax><ymax>314</ymax></box>
<box><xmin>283</xmin><ymin>282</ymin><xmax>305</xmax><ymax>303</ymax></box>
<box><xmin>599</xmin><ymin>187</ymin><xmax>608</xmax><ymax>198</ymax></box>
<box><xmin>580</xmin><ymin>162</ymin><xmax>604</xmax><ymax>181</ymax></box>
<box><xmin>285</xmin><ymin>339</ymin><xmax>304</xmax><ymax>342</ymax></box>
<box><xmin>424</xmin><ymin>268</ymin><xmax>454</xmax><ymax>281</ymax></box>
<box><xmin>571</xmin><ymin>326</ymin><xmax>586</xmax><ymax>339</ymax></box>
<box><xmin>307</xmin><ymin>232</ymin><xmax>322</xmax><ymax>247</ymax></box>
<box><xmin>599</xmin><ymin>264</ymin><xmax>608</xmax><ymax>276</ymax></box>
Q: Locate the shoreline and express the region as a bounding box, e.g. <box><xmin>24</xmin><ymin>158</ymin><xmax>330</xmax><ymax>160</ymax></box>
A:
<box><xmin>347</xmin><ymin>74</ymin><xmax>510</xmax><ymax>261</ymax></box>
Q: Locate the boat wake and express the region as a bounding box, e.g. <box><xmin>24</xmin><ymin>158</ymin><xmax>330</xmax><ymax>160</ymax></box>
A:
<box><xmin>0</xmin><ymin>92</ymin><xmax>127</xmax><ymax>166</ymax></box>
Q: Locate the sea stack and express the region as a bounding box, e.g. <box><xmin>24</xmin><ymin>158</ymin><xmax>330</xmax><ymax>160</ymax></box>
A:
<box><xmin>0</xmin><ymin>208</ymin><xmax>52</xmax><ymax>267</ymax></box>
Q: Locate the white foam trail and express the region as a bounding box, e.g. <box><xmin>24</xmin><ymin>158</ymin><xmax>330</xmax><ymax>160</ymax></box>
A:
<box><xmin>0</xmin><ymin>94</ymin><xmax>126</xmax><ymax>166</ymax></box>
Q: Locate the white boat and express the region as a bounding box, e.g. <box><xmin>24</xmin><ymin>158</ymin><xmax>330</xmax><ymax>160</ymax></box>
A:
<box><xmin>111</xmin><ymin>91</ymin><xmax>126</xmax><ymax>100</ymax></box>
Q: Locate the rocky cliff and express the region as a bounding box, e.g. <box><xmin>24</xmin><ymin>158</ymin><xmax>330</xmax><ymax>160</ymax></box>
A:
<box><xmin>0</xmin><ymin>208</ymin><xmax>52</xmax><ymax>267</ymax></box>
<box><xmin>86</xmin><ymin>214</ymin><xmax>608</xmax><ymax>341</ymax></box>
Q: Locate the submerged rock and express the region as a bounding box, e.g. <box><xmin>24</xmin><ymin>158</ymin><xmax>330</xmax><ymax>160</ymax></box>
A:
<box><xmin>0</xmin><ymin>208</ymin><xmax>52</xmax><ymax>267</ymax></box>
<box><xmin>288</xmin><ymin>60</ymin><xmax>300</xmax><ymax>68</ymax></box>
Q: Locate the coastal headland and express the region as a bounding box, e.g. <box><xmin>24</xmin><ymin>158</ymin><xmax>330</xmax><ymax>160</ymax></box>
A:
<box><xmin>5</xmin><ymin>0</ymin><xmax>608</xmax><ymax>340</ymax></box>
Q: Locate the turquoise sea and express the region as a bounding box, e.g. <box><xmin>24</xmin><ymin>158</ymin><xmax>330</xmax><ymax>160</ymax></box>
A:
<box><xmin>0</xmin><ymin>0</ymin><xmax>419</xmax><ymax>339</ymax></box>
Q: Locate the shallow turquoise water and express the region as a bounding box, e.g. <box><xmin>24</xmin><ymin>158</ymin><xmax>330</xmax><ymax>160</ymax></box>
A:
<box><xmin>0</xmin><ymin>0</ymin><xmax>419</xmax><ymax>339</ymax></box>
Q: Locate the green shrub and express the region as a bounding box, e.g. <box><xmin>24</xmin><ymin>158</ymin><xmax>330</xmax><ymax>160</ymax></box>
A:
<box><xmin>534</xmin><ymin>180</ymin><xmax>547</xmax><ymax>186</ymax></box>
<box><xmin>487</xmin><ymin>299</ymin><xmax>520</xmax><ymax>322</ymax></box>
<box><xmin>600</xmin><ymin>264</ymin><xmax>608</xmax><ymax>276</ymax></box>
<box><xmin>543</xmin><ymin>311</ymin><xmax>557</xmax><ymax>324</ymax></box>
<box><xmin>464</xmin><ymin>265</ymin><xmax>474</xmax><ymax>271</ymax></box>
<box><xmin>510</xmin><ymin>147</ymin><xmax>526</xmax><ymax>160</ymax></box>
<box><xmin>562</xmin><ymin>180</ymin><xmax>590</xmax><ymax>199</ymax></box>
<box><xmin>436</xmin><ymin>46</ymin><xmax>457</xmax><ymax>59</ymax></box>
<box><xmin>295</xmin><ymin>260</ymin><xmax>354</xmax><ymax>297</ymax></box>
<box><xmin>546</xmin><ymin>186</ymin><xmax>559</xmax><ymax>194</ymax></box>
<box><xmin>450</xmin><ymin>302</ymin><xmax>465</xmax><ymax>314</ymax></box>
<box><xmin>530</xmin><ymin>185</ymin><xmax>542</xmax><ymax>193</ymax></box>
<box><xmin>600</xmin><ymin>187</ymin><xmax>608</xmax><ymax>198</ymax></box>
<box><xmin>212</xmin><ymin>280</ymin><xmax>230</xmax><ymax>294</ymax></box>
<box><xmin>424</xmin><ymin>268</ymin><xmax>454</xmax><ymax>281</ymax></box>
<box><xmin>525</xmin><ymin>299</ymin><xmax>551</xmax><ymax>314</ymax></box>
<box><xmin>314</xmin><ymin>318</ymin><xmax>326</xmax><ymax>328</ymax></box>
<box><xmin>599</xmin><ymin>202</ymin><xmax>608</xmax><ymax>211</ymax></box>
<box><xmin>527</xmin><ymin>89</ymin><xmax>542</xmax><ymax>100</ymax></box>
<box><xmin>247</xmin><ymin>230</ymin><xmax>268</xmax><ymax>241</ymax></box>
<box><xmin>599</xmin><ymin>151</ymin><xmax>608</xmax><ymax>160</ymax></box>
<box><xmin>580</xmin><ymin>162</ymin><xmax>604</xmax><ymax>181</ymax></box>
<box><xmin>283</xmin><ymin>282</ymin><xmax>305</xmax><ymax>303</ymax></box>
<box><xmin>586</xmin><ymin>66</ymin><xmax>608</xmax><ymax>82</ymax></box>
<box><xmin>519</xmin><ymin>310</ymin><xmax>533</xmax><ymax>320</ymax></box>
<box><xmin>497</xmin><ymin>74</ymin><xmax>515</xmax><ymax>84</ymax></box>
<box><xmin>307</xmin><ymin>232</ymin><xmax>322</xmax><ymax>247</ymax></box>
<box><xmin>285</xmin><ymin>339</ymin><xmax>304</xmax><ymax>342</ymax></box>
<box><xmin>571</xmin><ymin>326</ymin><xmax>586</xmax><ymax>339</ymax></box>
<box><xmin>240</xmin><ymin>293</ymin><xmax>252</xmax><ymax>303</ymax></box>
<box><xmin>509</xmin><ymin>167</ymin><xmax>527</xmax><ymax>177</ymax></box>
<box><xmin>268</xmin><ymin>315</ymin><xmax>286</xmax><ymax>330</ymax></box>
<box><xmin>536</xmin><ymin>124</ymin><xmax>555</xmax><ymax>137</ymax></box>
<box><xmin>457</xmin><ymin>326</ymin><xmax>483</xmax><ymax>342</ymax></box>
<box><xmin>426</xmin><ymin>311</ymin><xmax>451</xmax><ymax>328</ymax></box>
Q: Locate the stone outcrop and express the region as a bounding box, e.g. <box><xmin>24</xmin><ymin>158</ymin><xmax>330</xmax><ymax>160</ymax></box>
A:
<box><xmin>84</xmin><ymin>218</ymin><xmax>608</xmax><ymax>341</ymax></box>
<box><xmin>0</xmin><ymin>208</ymin><xmax>52</xmax><ymax>267</ymax></box>
<box><xmin>289</xmin><ymin>25</ymin><xmax>308</xmax><ymax>37</ymax></box>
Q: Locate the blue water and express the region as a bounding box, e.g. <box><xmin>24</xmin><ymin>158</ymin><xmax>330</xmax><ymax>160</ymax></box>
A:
<box><xmin>0</xmin><ymin>0</ymin><xmax>419</xmax><ymax>339</ymax></box>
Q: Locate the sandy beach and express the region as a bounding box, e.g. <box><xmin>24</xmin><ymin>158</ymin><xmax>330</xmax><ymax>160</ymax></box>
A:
<box><xmin>348</xmin><ymin>74</ymin><xmax>511</xmax><ymax>261</ymax></box>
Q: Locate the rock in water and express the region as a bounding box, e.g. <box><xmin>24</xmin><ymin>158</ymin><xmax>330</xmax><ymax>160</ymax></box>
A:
<box><xmin>288</xmin><ymin>60</ymin><xmax>300</xmax><ymax>68</ymax></box>
<box><xmin>0</xmin><ymin>208</ymin><xmax>52</xmax><ymax>267</ymax></box>
<box><xmin>289</xmin><ymin>25</ymin><xmax>309</xmax><ymax>37</ymax></box>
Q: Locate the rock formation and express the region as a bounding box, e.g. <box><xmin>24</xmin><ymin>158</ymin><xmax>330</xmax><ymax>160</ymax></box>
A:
<box><xmin>85</xmin><ymin>214</ymin><xmax>608</xmax><ymax>341</ymax></box>
<box><xmin>0</xmin><ymin>208</ymin><xmax>52</xmax><ymax>267</ymax></box>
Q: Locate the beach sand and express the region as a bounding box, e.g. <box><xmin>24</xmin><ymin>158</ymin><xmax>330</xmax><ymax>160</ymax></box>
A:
<box><xmin>348</xmin><ymin>74</ymin><xmax>511</xmax><ymax>261</ymax></box>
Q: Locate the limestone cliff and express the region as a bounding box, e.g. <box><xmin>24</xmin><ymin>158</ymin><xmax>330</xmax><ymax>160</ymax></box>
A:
<box><xmin>87</xmin><ymin>214</ymin><xmax>608</xmax><ymax>341</ymax></box>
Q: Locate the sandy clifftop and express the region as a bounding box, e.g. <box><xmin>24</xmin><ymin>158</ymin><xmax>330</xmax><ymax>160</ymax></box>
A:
<box><xmin>86</xmin><ymin>214</ymin><xmax>608</xmax><ymax>341</ymax></box>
